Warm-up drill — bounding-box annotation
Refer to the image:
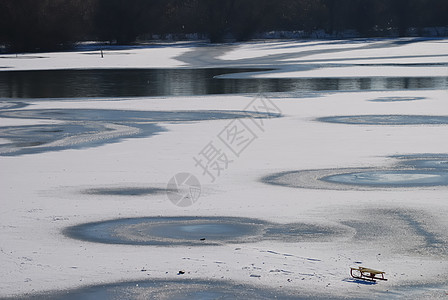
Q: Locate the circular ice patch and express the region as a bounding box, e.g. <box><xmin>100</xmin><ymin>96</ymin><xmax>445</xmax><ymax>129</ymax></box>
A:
<box><xmin>123</xmin><ymin>221</ymin><xmax>260</xmax><ymax>243</ymax></box>
<box><xmin>317</xmin><ymin>115</ymin><xmax>448</xmax><ymax>125</ymax></box>
<box><xmin>64</xmin><ymin>216</ymin><xmax>349</xmax><ymax>246</ymax></box>
<box><xmin>82</xmin><ymin>187</ymin><xmax>169</xmax><ymax>196</ymax></box>
<box><xmin>64</xmin><ymin>217</ymin><xmax>265</xmax><ymax>246</ymax></box>
<box><xmin>262</xmin><ymin>167</ymin><xmax>448</xmax><ymax>191</ymax></box>
<box><xmin>322</xmin><ymin>170</ymin><xmax>448</xmax><ymax>187</ymax></box>
<box><xmin>369</xmin><ymin>96</ymin><xmax>426</xmax><ymax>102</ymax></box>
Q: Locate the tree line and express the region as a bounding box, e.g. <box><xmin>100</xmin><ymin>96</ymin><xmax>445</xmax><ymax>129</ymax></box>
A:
<box><xmin>1</xmin><ymin>0</ymin><xmax>447</xmax><ymax>52</ymax></box>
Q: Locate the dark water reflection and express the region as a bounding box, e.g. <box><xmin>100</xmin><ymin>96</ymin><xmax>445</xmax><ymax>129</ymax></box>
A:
<box><xmin>0</xmin><ymin>68</ymin><xmax>447</xmax><ymax>98</ymax></box>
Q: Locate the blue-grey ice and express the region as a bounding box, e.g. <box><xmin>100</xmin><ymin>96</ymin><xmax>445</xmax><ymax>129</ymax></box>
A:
<box><xmin>64</xmin><ymin>216</ymin><xmax>349</xmax><ymax>246</ymax></box>
<box><xmin>0</xmin><ymin>109</ymin><xmax>278</xmax><ymax>156</ymax></box>
<box><xmin>317</xmin><ymin>115</ymin><xmax>448</xmax><ymax>125</ymax></box>
<box><xmin>322</xmin><ymin>170</ymin><xmax>448</xmax><ymax>187</ymax></box>
<box><xmin>368</xmin><ymin>96</ymin><xmax>426</xmax><ymax>102</ymax></box>
<box><xmin>262</xmin><ymin>154</ymin><xmax>448</xmax><ymax>190</ymax></box>
<box><xmin>403</xmin><ymin>159</ymin><xmax>448</xmax><ymax>169</ymax></box>
<box><xmin>10</xmin><ymin>279</ymin><xmax>315</xmax><ymax>300</ymax></box>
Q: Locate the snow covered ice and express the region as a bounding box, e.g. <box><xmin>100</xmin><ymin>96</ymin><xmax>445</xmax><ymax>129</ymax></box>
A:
<box><xmin>1</xmin><ymin>38</ymin><xmax>448</xmax><ymax>299</ymax></box>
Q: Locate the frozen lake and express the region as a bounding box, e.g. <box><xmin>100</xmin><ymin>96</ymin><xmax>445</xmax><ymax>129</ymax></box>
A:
<box><xmin>0</xmin><ymin>108</ymin><xmax>278</xmax><ymax>156</ymax></box>
<box><xmin>13</xmin><ymin>279</ymin><xmax>311</xmax><ymax>300</ymax></box>
<box><xmin>64</xmin><ymin>216</ymin><xmax>348</xmax><ymax>246</ymax></box>
<box><xmin>1</xmin><ymin>38</ymin><xmax>448</xmax><ymax>299</ymax></box>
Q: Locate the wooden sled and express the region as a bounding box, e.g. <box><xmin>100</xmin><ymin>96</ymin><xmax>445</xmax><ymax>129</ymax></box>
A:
<box><xmin>350</xmin><ymin>267</ymin><xmax>387</xmax><ymax>282</ymax></box>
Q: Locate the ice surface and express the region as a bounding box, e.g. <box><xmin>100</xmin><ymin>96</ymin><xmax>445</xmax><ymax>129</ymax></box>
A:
<box><xmin>0</xmin><ymin>109</ymin><xmax>277</xmax><ymax>156</ymax></box>
<box><xmin>64</xmin><ymin>216</ymin><xmax>349</xmax><ymax>246</ymax></box>
<box><xmin>317</xmin><ymin>115</ymin><xmax>448</xmax><ymax>125</ymax></box>
<box><xmin>11</xmin><ymin>279</ymin><xmax>314</xmax><ymax>300</ymax></box>
<box><xmin>1</xmin><ymin>38</ymin><xmax>448</xmax><ymax>299</ymax></box>
<box><xmin>403</xmin><ymin>159</ymin><xmax>448</xmax><ymax>169</ymax></box>
<box><xmin>323</xmin><ymin>170</ymin><xmax>448</xmax><ymax>187</ymax></box>
<box><xmin>368</xmin><ymin>96</ymin><xmax>426</xmax><ymax>102</ymax></box>
<box><xmin>263</xmin><ymin>154</ymin><xmax>448</xmax><ymax>190</ymax></box>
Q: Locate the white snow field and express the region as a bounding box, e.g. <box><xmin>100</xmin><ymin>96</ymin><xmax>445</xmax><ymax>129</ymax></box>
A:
<box><xmin>1</xmin><ymin>38</ymin><xmax>448</xmax><ymax>299</ymax></box>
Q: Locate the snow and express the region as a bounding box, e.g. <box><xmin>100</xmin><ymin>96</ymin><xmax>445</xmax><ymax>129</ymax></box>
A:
<box><xmin>219</xmin><ymin>40</ymin><xmax>369</xmax><ymax>61</ymax></box>
<box><xmin>0</xmin><ymin>43</ymin><xmax>190</xmax><ymax>71</ymax></box>
<box><xmin>220</xmin><ymin>65</ymin><xmax>448</xmax><ymax>79</ymax></box>
<box><xmin>1</xmin><ymin>38</ymin><xmax>448</xmax><ymax>298</ymax></box>
<box><xmin>220</xmin><ymin>38</ymin><xmax>448</xmax><ymax>64</ymax></box>
<box><xmin>216</xmin><ymin>39</ymin><xmax>448</xmax><ymax>79</ymax></box>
